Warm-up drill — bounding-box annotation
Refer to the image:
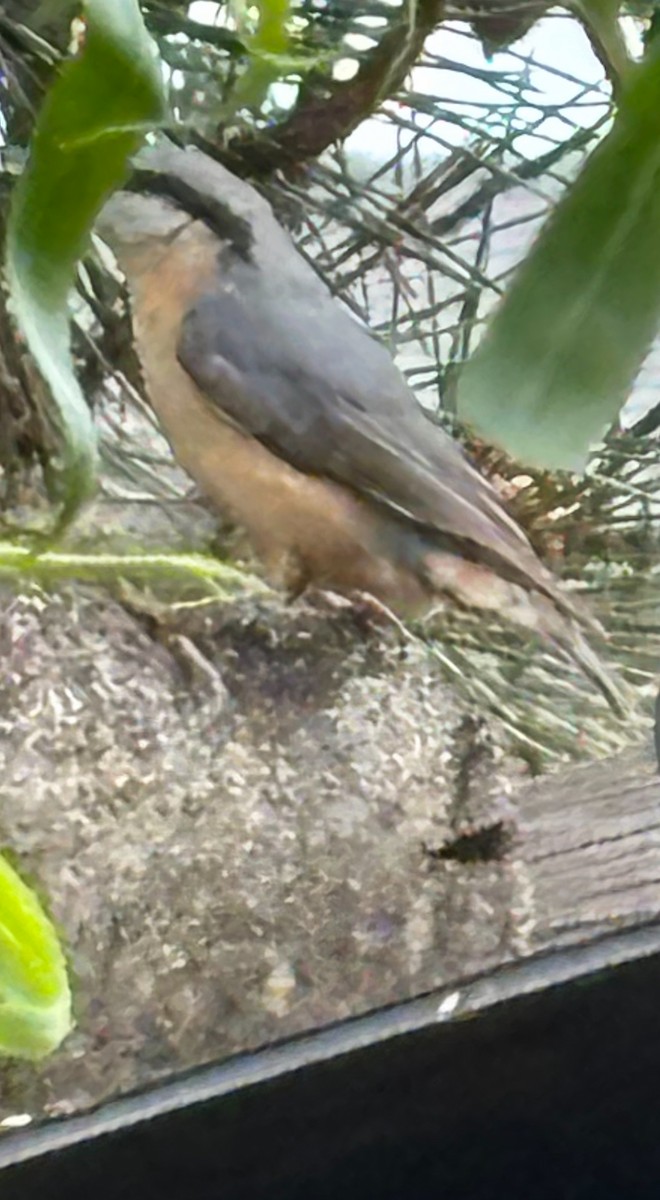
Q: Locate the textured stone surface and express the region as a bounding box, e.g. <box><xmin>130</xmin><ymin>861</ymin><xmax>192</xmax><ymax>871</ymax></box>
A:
<box><xmin>0</xmin><ymin>583</ymin><xmax>531</xmax><ymax>1121</ymax></box>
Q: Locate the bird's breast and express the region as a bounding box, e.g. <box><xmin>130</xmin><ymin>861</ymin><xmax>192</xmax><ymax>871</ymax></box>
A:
<box><xmin>114</xmin><ymin>217</ymin><xmax>436</xmax><ymax>611</ymax></box>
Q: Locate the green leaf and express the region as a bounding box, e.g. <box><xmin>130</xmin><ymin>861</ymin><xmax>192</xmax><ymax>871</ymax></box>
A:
<box><xmin>0</xmin><ymin>854</ymin><xmax>72</xmax><ymax>1060</ymax></box>
<box><xmin>229</xmin><ymin>0</ymin><xmax>296</xmax><ymax>113</ymax></box>
<box><xmin>231</xmin><ymin>0</ymin><xmax>291</xmax><ymax>54</ymax></box>
<box><xmin>6</xmin><ymin>0</ymin><xmax>168</xmax><ymax>530</ymax></box>
<box><xmin>457</xmin><ymin>42</ymin><xmax>660</xmax><ymax>472</ymax></box>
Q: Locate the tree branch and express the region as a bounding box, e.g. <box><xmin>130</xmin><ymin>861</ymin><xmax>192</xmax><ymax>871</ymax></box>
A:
<box><xmin>451</xmin><ymin>0</ymin><xmax>551</xmax><ymax>55</ymax></box>
<box><xmin>142</xmin><ymin>4</ymin><xmax>244</xmax><ymax>55</ymax></box>
<box><xmin>571</xmin><ymin>0</ymin><xmax>632</xmax><ymax>99</ymax></box>
<box><xmin>226</xmin><ymin>0</ymin><xmax>446</xmax><ymax>173</ymax></box>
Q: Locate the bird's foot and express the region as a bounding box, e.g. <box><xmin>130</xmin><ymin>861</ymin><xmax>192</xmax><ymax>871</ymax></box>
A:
<box><xmin>347</xmin><ymin>590</ymin><xmax>414</xmax><ymax>640</ymax></box>
<box><xmin>304</xmin><ymin>587</ymin><xmax>414</xmax><ymax>641</ymax></box>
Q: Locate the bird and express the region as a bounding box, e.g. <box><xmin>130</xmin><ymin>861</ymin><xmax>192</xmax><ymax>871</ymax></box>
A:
<box><xmin>95</xmin><ymin>141</ymin><xmax>626</xmax><ymax>713</ymax></box>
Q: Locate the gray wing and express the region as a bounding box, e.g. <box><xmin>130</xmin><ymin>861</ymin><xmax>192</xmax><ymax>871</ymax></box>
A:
<box><xmin>177</xmin><ymin>256</ymin><xmax>554</xmax><ymax>597</ymax></box>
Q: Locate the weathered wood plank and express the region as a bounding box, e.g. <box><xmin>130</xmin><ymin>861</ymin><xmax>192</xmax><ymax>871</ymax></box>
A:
<box><xmin>519</xmin><ymin>751</ymin><xmax>660</xmax><ymax>946</ymax></box>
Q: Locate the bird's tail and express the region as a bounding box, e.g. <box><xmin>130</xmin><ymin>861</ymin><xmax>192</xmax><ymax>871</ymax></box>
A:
<box><xmin>423</xmin><ymin>551</ymin><xmax>631</xmax><ymax>716</ymax></box>
<box><xmin>543</xmin><ymin>614</ymin><xmax>631</xmax><ymax>719</ymax></box>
